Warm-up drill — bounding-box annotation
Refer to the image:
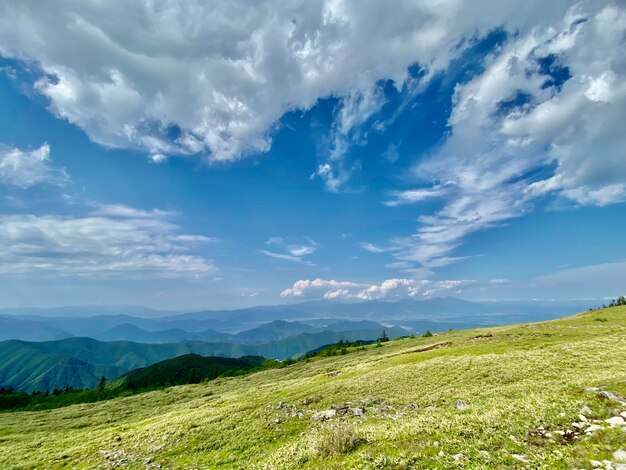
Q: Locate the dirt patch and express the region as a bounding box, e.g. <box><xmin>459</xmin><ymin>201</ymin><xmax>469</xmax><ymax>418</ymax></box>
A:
<box><xmin>405</xmin><ymin>342</ymin><xmax>453</xmax><ymax>354</ymax></box>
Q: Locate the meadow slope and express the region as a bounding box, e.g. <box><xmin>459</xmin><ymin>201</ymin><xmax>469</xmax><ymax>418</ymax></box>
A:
<box><xmin>1</xmin><ymin>307</ymin><xmax>625</xmax><ymax>469</ymax></box>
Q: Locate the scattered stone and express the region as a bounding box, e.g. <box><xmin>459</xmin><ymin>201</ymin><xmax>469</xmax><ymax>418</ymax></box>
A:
<box><xmin>511</xmin><ymin>454</ymin><xmax>529</xmax><ymax>463</ymax></box>
<box><xmin>509</xmin><ymin>435</ymin><xmax>520</xmax><ymax>444</ymax></box>
<box><xmin>621</xmin><ymin>412</ymin><xmax>626</xmax><ymax>419</ymax></box>
<box><xmin>301</xmin><ymin>396</ymin><xmax>321</xmax><ymax>406</ymax></box>
<box><xmin>605</xmin><ymin>416</ymin><xmax>626</xmax><ymax>427</ymax></box>
<box><xmin>274</xmin><ymin>419</ymin><xmax>281</xmax><ymax>424</ymax></box>
<box><xmin>585</xmin><ymin>387</ymin><xmax>601</xmax><ymax>393</ymax></box>
<box><xmin>312</xmin><ymin>409</ymin><xmax>336</xmax><ymax>421</ymax></box>
<box><xmin>361</xmin><ymin>397</ymin><xmax>382</xmax><ymax>405</ymax></box>
<box><xmin>598</xmin><ymin>391</ymin><xmax>626</xmax><ymax>406</ymax></box>
<box><xmin>589</xmin><ymin>460</ymin><xmax>603</xmax><ymax>468</ymax></box>
<box><xmin>585</xmin><ymin>424</ymin><xmax>604</xmax><ymax>434</ymax></box>
<box><xmin>580</xmin><ymin>405</ymin><xmax>594</xmax><ymax>417</ymax></box>
<box><xmin>114</xmin><ymin>435</ymin><xmax>122</xmax><ymax>442</ymax></box>
<box><xmin>614</xmin><ymin>449</ymin><xmax>626</xmax><ymax>463</ymax></box>
<box><xmin>456</xmin><ymin>400</ymin><xmax>468</xmax><ymax>411</ymax></box>
<box><xmin>579</xmin><ymin>414</ymin><xmax>588</xmax><ymax>422</ymax></box>
<box><xmin>276</xmin><ymin>402</ymin><xmax>285</xmax><ymax>410</ymax></box>
<box><xmin>330</xmin><ymin>403</ymin><xmax>349</xmax><ymax>411</ymax></box>
<box><xmin>348</xmin><ymin>406</ymin><xmax>365</xmax><ymax>418</ymax></box>
<box><xmin>437</xmin><ymin>451</ymin><xmax>445</xmax><ymax>457</ymax></box>
<box><xmin>452</xmin><ymin>453</ymin><xmax>464</xmax><ymax>461</ymax></box>
<box><xmin>433</xmin><ymin>441</ymin><xmax>440</xmax><ymax>447</ymax></box>
<box><xmin>572</xmin><ymin>422</ymin><xmax>582</xmax><ymax>430</ymax></box>
<box><xmin>559</xmin><ymin>411</ymin><xmax>567</xmax><ymax>418</ymax></box>
<box><xmin>148</xmin><ymin>444</ymin><xmax>165</xmax><ymax>453</ymax></box>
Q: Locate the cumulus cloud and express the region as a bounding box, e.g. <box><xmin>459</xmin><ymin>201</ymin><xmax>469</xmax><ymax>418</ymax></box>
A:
<box><xmin>0</xmin><ymin>205</ymin><xmax>216</xmax><ymax>279</ymax></box>
<box><xmin>385</xmin><ymin>3</ymin><xmax>626</xmax><ymax>269</ymax></box>
<box><xmin>0</xmin><ymin>0</ymin><xmax>579</xmax><ymax>168</ymax></box>
<box><xmin>0</xmin><ymin>143</ymin><xmax>68</xmax><ymax>188</ymax></box>
<box><xmin>280</xmin><ymin>277</ymin><xmax>472</xmax><ymax>299</ymax></box>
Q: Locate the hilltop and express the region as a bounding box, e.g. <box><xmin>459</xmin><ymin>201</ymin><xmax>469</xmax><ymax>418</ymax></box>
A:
<box><xmin>1</xmin><ymin>306</ymin><xmax>625</xmax><ymax>468</ymax></box>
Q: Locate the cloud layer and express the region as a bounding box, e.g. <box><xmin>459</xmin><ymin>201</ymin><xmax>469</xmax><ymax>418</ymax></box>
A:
<box><xmin>280</xmin><ymin>277</ymin><xmax>472</xmax><ymax>300</ymax></box>
<box><xmin>0</xmin><ymin>205</ymin><xmax>216</xmax><ymax>279</ymax></box>
<box><xmin>380</xmin><ymin>3</ymin><xmax>626</xmax><ymax>270</ymax></box>
<box><xmin>0</xmin><ymin>0</ymin><xmax>579</xmax><ymax>165</ymax></box>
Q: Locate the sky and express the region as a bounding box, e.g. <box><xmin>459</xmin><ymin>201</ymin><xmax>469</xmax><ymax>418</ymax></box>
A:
<box><xmin>0</xmin><ymin>0</ymin><xmax>625</xmax><ymax>309</ymax></box>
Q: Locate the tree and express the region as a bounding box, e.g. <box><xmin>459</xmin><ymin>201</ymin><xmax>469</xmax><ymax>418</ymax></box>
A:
<box><xmin>617</xmin><ymin>295</ymin><xmax>626</xmax><ymax>306</ymax></box>
<box><xmin>96</xmin><ymin>376</ymin><xmax>107</xmax><ymax>394</ymax></box>
<box><xmin>422</xmin><ymin>329</ymin><xmax>433</xmax><ymax>338</ymax></box>
<box><xmin>380</xmin><ymin>330</ymin><xmax>389</xmax><ymax>342</ymax></box>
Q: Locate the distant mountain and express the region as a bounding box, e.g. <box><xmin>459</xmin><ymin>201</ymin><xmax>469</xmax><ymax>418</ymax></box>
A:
<box><xmin>0</xmin><ymin>324</ymin><xmax>408</xmax><ymax>392</ymax></box>
<box><xmin>113</xmin><ymin>354</ymin><xmax>266</xmax><ymax>390</ymax></box>
<box><xmin>0</xmin><ymin>298</ymin><xmax>594</xmax><ymax>344</ymax></box>
<box><xmin>95</xmin><ymin>323</ymin><xmax>231</xmax><ymax>343</ymax></box>
<box><xmin>233</xmin><ymin>320</ymin><xmax>320</xmax><ymax>342</ymax></box>
<box><xmin>0</xmin><ymin>316</ymin><xmax>73</xmax><ymax>342</ymax></box>
<box><xmin>0</xmin><ymin>305</ymin><xmax>179</xmax><ymax>318</ymax></box>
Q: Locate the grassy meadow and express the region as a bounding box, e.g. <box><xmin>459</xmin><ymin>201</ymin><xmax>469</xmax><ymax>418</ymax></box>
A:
<box><xmin>1</xmin><ymin>306</ymin><xmax>625</xmax><ymax>469</ymax></box>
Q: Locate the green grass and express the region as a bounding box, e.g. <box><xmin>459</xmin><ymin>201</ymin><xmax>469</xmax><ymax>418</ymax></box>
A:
<box><xmin>1</xmin><ymin>307</ymin><xmax>625</xmax><ymax>469</ymax></box>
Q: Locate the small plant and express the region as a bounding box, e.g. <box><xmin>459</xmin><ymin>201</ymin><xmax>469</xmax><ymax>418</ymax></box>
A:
<box><xmin>593</xmin><ymin>317</ymin><xmax>608</xmax><ymax>322</ymax></box>
<box><xmin>315</xmin><ymin>423</ymin><xmax>365</xmax><ymax>457</ymax></box>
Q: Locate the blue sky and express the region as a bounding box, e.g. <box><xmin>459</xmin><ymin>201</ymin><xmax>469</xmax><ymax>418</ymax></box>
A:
<box><xmin>0</xmin><ymin>1</ymin><xmax>625</xmax><ymax>309</ymax></box>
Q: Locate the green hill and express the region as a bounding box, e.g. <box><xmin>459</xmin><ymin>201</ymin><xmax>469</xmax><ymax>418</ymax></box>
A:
<box><xmin>0</xmin><ymin>326</ymin><xmax>408</xmax><ymax>392</ymax></box>
<box><xmin>112</xmin><ymin>354</ymin><xmax>267</xmax><ymax>391</ymax></box>
<box><xmin>1</xmin><ymin>307</ymin><xmax>625</xmax><ymax>468</ymax></box>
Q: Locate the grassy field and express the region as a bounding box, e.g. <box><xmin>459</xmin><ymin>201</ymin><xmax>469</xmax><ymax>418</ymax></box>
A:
<box><xmin>1</xmin><ymin>307</ymin><xmax>625</xmax><ymax>469</ymax></box>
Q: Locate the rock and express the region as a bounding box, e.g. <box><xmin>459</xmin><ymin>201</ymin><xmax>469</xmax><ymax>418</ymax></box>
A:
<box><xmin>433</xmin><ymin>441</ymin><xmax>440</xmax><ymax>447</ymax></box>
<box><xmin>621</xmin><ymin>411</ymin><xmax>626</xmax><ymax>419</ymax></box>
<box><xmin>585</xmin><ymin>387</ymin><xmax>601</xmax><ymax>392</ymax></box>
<box><xmin>456</xmin><ymin>400</ymin><xmax>468</xmax><ymax>411</ymax></box>
<box><xmin>614</xmin><ymin>449</ymin><xmax>626</xmax><ymax>463</ymax></box>
<box><xmin>148</xmin><ymin>444</ymin><xmax>165</xmax><ymax>453</ymax></box>
<box><xmin>572</xmin><ymin>422</ymin><xmax>582</xmax><ymax>429</ymax></box>
<box><xmin>598</xmin><ymin>391</ymin><xmax>626</xmax><ymax>406</ymax></box>
<box><xmin>605</xmin><ymin>416</ymin><xmax>625</xmax><ymax>427</ymax></box>
<box><xmin>584</xmin><ymin>424</ymin><xmax>604</xmax><ymax>434</ymax></box>
<box><xmin>312</xmin><ymin>409</ymin><xmax>336</xmax><ymax>421</ymax></box>
<box><xmin>276</xmin><ymin>402</ymin><xmax>284</xmax><ymax>409</ymax></box>
<box><xmin>361</xmin><ymin>397</ymin><xmax>382</xmax><ymax>405</ymax></box>
<box><xmin>511</xmin><ymin>454</ymin><xmax>529</xmax><ymax>463</ymax></box>
<box><xmin>579</xmin><ymin>414</ymin><xmax>588</xmax><ymax>422</ymax></box>
<box><xmin>589</xmin><ymin>460</ymin><xmax>603</xmax><ymax>468</ymax></box>
<box><xmin>452</xmin><ymin>453</ymin><xmax>464</xmax><ymax>461</ymax></box>
<box><xmin>348</xmin><ymin>406</ymin><xmax>365</xmax><ymax>418</ymax></box>
<box><xmin>509</xmin><ymin>435</ymin><xmax>520</xmax><ymax>444</ymax></box>
<box><xmin>330</xmin><ymin>403</ymin><xmax>349</xmax><ymax>411</ymax></box>
<box><xmin>581</xmin><ymin>405</ymin><xmax>594</xmax><ymax>417</ymax></box>
<box><xmin>437</xmin><ymin>451</ymin><xmax>445</xmax><ymax>457</ymax></box>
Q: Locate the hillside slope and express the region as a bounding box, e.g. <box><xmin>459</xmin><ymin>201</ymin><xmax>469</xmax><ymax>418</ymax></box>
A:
<box><xmin>0</xmin><ymin>326</ymin><xmax>407</xmax><ymax>392</ymax></box>
<box><xmin>1</xmin><ymin>307</ymin><xmax>625</xmax><ymax>469</ymax></box>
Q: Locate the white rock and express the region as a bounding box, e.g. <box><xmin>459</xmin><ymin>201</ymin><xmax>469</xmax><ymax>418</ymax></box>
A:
<box><xmin>579</xmin><ymin>414</ymin><xmax>588</xmax><ymax>422</ymax></box>
<box><xmin>456</xmin><ymin>400</ymin><xmax>468</xmax><ymax>411</ymax></box>
<box><xmin>589</xmin><ymin>460</ymin><xmax>603</xmax><ymax>468</ymax></box>
<box><xmin>437</xmin><ymin>451</ymin><xmax>445</xmax><ymax>457</ymax></box>
<box><xmin>452</xmin><ymin>453</ymin><xmax>464</xmax><ymax>461</ymax></box>
<box><xmin>511</xmin><ymin>454</ymin><xmax>529</xmax><ymax>463</ymax></box>
<box><xmin>585</xmin><ymin>424</ymin><xmax>605</xmax><ymax>434</ymax></box>
<box><xmin>311</xmin><ymin>409</ymin><xmax>336</xmax><ymax>421</ymax></box>
<box><xmin>614</xmin><ymin>449</ymin><xmax>626</xmax><ymax>463</ymax></box>
<box><xmin>621</xmin><ymin>411</ymin><xmax>626</xmax><ymax>419</ymax></box>
<box><xmin>605</xmin><ymin>416</ymin><xmax>625</xmax><ymax>427</ymax></box>
<box><xmin>581</xmin><ymin>405</ymin><xmax>594</xmax><ymax>417</ymax></box>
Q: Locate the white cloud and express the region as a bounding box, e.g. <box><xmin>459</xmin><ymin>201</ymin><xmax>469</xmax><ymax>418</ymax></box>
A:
<box><xmin>360</xmin><ymin>242</ymin><xmax>386</xmax><ymax>253</ymax></box>
<box><xmin>0</xmin><ymin>204</ymin><xmax>216</xmax><ymax>279</ymax></box>
<box><xmin>383</xmin><ymin>185</ymin><xmax>448</xmax><ymax>207</ymax></box>
<box><xmin>280</xmin><ymin>278</ymin><xmax>362</xmax><ymax>297</ymax></box>
<box><xmin>281</xmin><ymin>277</ymin><xmax>472</xmax><ymax>299</ymax></box>
<box><xmin>385</xmin><ymin>3</ymin><xmax>626</xmax><ymax>270</ymax></box>
<box><xmin>0</xmin><ymin>0</ymin><xmax>581</xmax><ymax>167</ymax></box>
<box><xmin>262</xmin><ymin>236</ymin><xmax>317</xmax><ymax>263</ymax></box>
<box><xmin>0</xmin><ymin>143</ymin><xmax>68</xmax><ymax>188</ymax></box>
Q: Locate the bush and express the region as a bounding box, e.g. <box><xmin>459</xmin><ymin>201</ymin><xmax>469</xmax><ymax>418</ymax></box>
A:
<box><xmin>315</xmin><ymin>424</ymin><xmax>365</xmax><ymax>457</ymax></box>
<box><xmin>422</xmin><ymin>329</ymin><xmax>433</xmax><ymax>338</ymax></box>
